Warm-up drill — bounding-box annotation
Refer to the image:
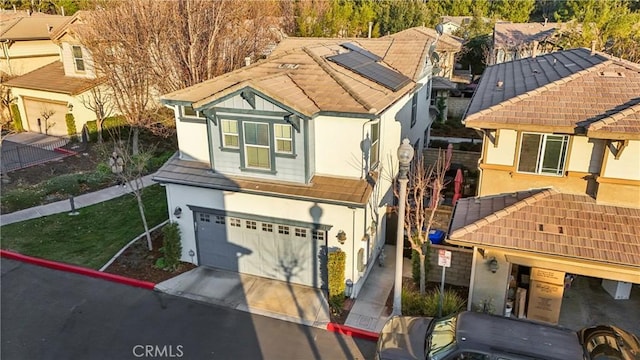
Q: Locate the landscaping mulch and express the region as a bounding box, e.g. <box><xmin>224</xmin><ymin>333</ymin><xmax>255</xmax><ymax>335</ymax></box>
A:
<box><xmin>103</xmin><ymin>227</ymin><xmax>196</xmax><ymax>284</ymax></box>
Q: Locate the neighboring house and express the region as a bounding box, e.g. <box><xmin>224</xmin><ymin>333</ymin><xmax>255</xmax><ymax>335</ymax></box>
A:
<box><xmin>156</xmin><ymin>27</ymin><xmax>438</xmax><ymax>296</ymax></box>
<box><xmin>0</xmin><ymin>11</ymin><xmax>68</xmax><ymax>76</ymax></box>
<box><xmin>3</xmin><ymin>11</ymin><xmax>109</xmax><ymax>137</ymax></box>
<box><xmin>440</xmin><ymin>15</ymin><xmax>492</xmax><ymax>36</ymax></box>
<box><xmin>491</xmin><ymin>21</ymin><xmax>564</xmax><ymax>65</ymax></box>
<box><xmin>448</xmin><ymin>48</ymin><xmax>640</xmax><ymax>321</ymax></box>
<box><xmin>430</xmin><ymin>76</ymin><xmax>458</xmax><ymax>123</ymax></box>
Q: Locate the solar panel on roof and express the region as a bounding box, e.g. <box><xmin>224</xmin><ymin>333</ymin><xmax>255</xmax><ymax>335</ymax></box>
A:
<box><xmin>340</xmin><ymin>42</ymin><xmax>382</xmax><ymax>62</ymax></box>
<box><xmin>327</xmin><ymin>52</ymin><xmax>411</xmax><ymax>91</ymax></box>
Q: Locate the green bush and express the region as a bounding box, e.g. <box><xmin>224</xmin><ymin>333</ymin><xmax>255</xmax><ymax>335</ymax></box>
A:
<box><xmin>402</xmin><ymin>287</ymin><xmax>466</xmax><ymax>317</ymax></box>
<box><xmin>86</xmin><ymin>120</ymin><xmax>98</xmax><ymax>142</ymax></box>
<box><xmin>429</xmin><ymin>139</ymin><xmax>449</xmax><ymax>149</ymax></box>
<box><xmin>159</xmin><ymin>222</ymin><xmax>182</xmax><ymax>271</ymax></box>
<box><xmin>1</xmin><ymin>188</ymin><xmax>45</xmax><ymax>213</ymax></box>
<box><xmin>10</xmin><ymin>103</ymin><xmax>24</xmax><ymax>132</ymax></box>
<box><xmin>329</xmin><ymin>295</ymin><xmax>345</xmax><ymax>317</ymax></box>
<box><xmin>65</xmin><ymin>113</ymin><xmax>78</xmax><ymax>140</ymax></box>
<box><xmin>328</xmin><ymin>249</ymin><xmax>346</xmax><ymax>298</ymax></box>
<box><xmin>148</xmin><ymin>150</ymin><xmax>174</xmax><ymax>171</ymax></box>
<box><xmin>42</xmin><ymin>173</ymin><xmax>84</xmax><ymax>196</ymax></box>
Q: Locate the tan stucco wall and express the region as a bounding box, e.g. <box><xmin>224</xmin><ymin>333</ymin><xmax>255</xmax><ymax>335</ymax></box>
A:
<box><xmin>567</xmin><ymin>136</ymin><xmax>603</xmax><ymax>173</ymax></box>
<box><xmin>60</xmin><ymin>42</ymin><xmax>96</xmax><ymax>79</ymax></box>
<box><xmin>0</xmin><ymin>40</ymin><xmax>60</xmax><ymax>76</ymax></box>
<box><xmin>596</xmin><ymin>182</ymin><xmax>640</xmax><ymax>208</ymax></box>
<box><xmin>469</xmin><ymin>248</ymin><xmax>510</xmax><ymax>315</ymax></box>
<box><xmin>602</xmin><ymin>140</ymin><xmax>640</xmax><ymax>181</ymax></box>
<box><xmin>479</xmin><ymin>168</ymin><xmax>588</xmax><ymax>196</ymax></box>
<box><xmin>484</xmin><ymin>129</ymin><xmax>517</xmax><ymax>166</ymax></box>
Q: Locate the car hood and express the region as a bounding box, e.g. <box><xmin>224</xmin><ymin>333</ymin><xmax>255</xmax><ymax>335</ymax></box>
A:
<box><xmin>377</xmin><ymin>316</ymin><xmax>434</xmax><ymax>360</ymax></box>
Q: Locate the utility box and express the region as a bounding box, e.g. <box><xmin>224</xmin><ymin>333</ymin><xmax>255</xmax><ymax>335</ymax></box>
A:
<box><xmin>601</xmin><ymin>279</ymin><xmax>632</xmax><ymax>300</ymax></box>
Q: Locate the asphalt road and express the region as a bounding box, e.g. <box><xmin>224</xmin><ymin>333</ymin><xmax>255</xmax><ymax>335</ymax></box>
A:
<box><xmin>1</xmin><ymin>259</ymin><xmax>376</xmax><ymax>360</ymax></box>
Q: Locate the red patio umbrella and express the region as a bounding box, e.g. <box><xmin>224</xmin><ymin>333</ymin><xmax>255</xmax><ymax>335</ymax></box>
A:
<box><xmin>452</xmin><ymin>168</ymin><xmax>463</xmax><ymax>206</ymax></box>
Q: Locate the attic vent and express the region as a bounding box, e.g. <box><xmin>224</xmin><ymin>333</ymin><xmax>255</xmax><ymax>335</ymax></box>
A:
<box><xmin>278</xmin><ymin>63</ymin><xmax>299</xmax><ymax>70</ymax></box>
<box><xmin>599</xmin><ymin>71</ymin><xmax>624</xmax><ymax>78</ymax></box>
<box><xmin>537</xmin><ymin>223</ymin><xmax>566</xmax><ymax>235</ymax></box>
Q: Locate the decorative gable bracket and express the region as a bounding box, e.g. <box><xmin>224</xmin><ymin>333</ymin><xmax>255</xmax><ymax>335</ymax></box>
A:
<box><xmin>609</xmin><ymin>139</ymin><xmax>629</xmax><ymax>160</ymax></box>
<box><xmin>285</xmin><ymin>114</ymin><xmax>301</xmax><ymax>132</ymax></box>
<box><xmin>482</xmin><ymin>129</ymin><xmax>500</xmax><ymax>148</ymax></box>
<box><xmin>241</xmin><ymin>90</ymin><xmax>256</xmax><ymax>109</ymax></box>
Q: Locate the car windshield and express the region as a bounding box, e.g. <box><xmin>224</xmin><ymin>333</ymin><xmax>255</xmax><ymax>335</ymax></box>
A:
<box><xmin>427</xmin><ymin>315</ymin><xmax>457</xmax><ymax>360</ymax></box>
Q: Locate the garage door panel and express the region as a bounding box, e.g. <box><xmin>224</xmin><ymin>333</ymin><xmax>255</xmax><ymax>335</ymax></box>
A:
<box><xmin>23</xmin><ymin>99</ymin><xmax>68</xmax><ymax>136</ymax></box>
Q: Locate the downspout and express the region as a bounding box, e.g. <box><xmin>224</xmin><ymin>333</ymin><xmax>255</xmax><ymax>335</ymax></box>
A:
<box><xmin>361</xmin><ymin>117</ymin><xmax>377</xmax><ymax>179</ymax></box>
<box><xmin>350</xmin><ymin>206</ymin><xmax>356</xmax><ymax>298</ymax></box>
<box><xmin>467</xmin><ymin>247</ymin><xmax>478</xmax><ymax>311</ymax></box>
<box><xmin>2</xmin><ymin>40</ymin><xmax>12</xmax><ymax>76</ymax></box>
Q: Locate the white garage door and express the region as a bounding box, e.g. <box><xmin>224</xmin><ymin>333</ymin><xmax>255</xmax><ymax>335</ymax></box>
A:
<box><xmin>195</xmin><ymin>211</ymin><xmax>327</xmax><ymax>288</ymax></box>
<box><xmin>23</xmin><ymin>98</ymin><xmax>68</xmax><ymax>136</ymax></box>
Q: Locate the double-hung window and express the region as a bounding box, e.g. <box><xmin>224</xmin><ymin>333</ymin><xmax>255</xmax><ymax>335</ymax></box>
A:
<box><xmin>517</xmin><ymin>133</ymin><xmax>569</xmax><ymax>176</ymax></box>
<box><xmin>221</xmin><ymin>120</ymin><xmax>239</xmax><ymax>148</ymax></box>
<box><xmin>72</xmin><ymin>45</ymin><xmax>85</xmax><ymax>71</ymax></box>
<box><xmin>274</xmin><ymin>124</ymin><xmax>293</xmax><ymax>154</ymax></box>
<box><xmin>243</xmin><ymin>122</ymin><xmax>270</xmax><ymax>169</ymax></box>
<box><xmin>370</xmin><ymin>122</ymin><xmax>379</xmax><ymax>168</ymax></box>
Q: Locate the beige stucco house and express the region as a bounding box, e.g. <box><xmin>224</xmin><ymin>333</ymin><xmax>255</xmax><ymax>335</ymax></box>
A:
<box><xmin>490</xmin><ymin>21</ymin><xmax>564</xmax><ymax>65</ymax></box>
<box><xmin>156</xmin><ymin>28</ymin><xmax>439</xmax><ymax>296</ymax></box>
<box><xmin>3</xmin><ymin>12</ymin><xmax>110</xmax><ymax>137</ymax></box>
<box><xmin>448</xmin><ymin>47</ymin><xmax>640</xmax><ymax>322</ymax></box>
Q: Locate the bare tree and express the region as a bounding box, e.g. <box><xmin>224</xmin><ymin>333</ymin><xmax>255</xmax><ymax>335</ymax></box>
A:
<box><xmin>80</xmin><ymin>85</ymin><xmax>114</xmax><ymax>143</ymax></box>
<box><xmin>40</xmin><ymin>108</ymin><xmax>56</xmax><ymax>135</ymax></box>
<box><xmin>388</xmin><ymin>150</ymin><xmax>448</xmax><ymax>295</ymax></box>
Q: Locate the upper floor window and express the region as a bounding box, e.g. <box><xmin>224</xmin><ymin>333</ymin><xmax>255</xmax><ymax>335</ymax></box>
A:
<box><xmin>410</xmin><ymin>93</ymin><xmax>418</xmax><ymax>128</ymax></box>
<box><xmin>517</xmin><ymin>133</ymin><xmax>569</xmax><ymax>176</ymax></box>
<box><xmin>243</xmin><ymin>122</ymin><xmax>270</xmax><ymax>169</ymax></box>
<box><xmin>370</xmin><ymin>122</ymin><xmax>379</xmax><ymax>168</ymax></box>
<box><xmin>183</xmin><ymin>105</ymin><xmax>204</xmax><ymax>118</ymax></box>
<box><xmin>221</xmin><ymin>120</ymin><xmax>239</xmax><ymax>148</ymax></box>
<box><xmin>274</xmin><ymin>124</ymin><xmax>293</xmax><ymax>154</ymax></box>
<box><xmin>72</xmin><ymin>45</ymin><xmax>85</xmax><ymax>71</ymax></box>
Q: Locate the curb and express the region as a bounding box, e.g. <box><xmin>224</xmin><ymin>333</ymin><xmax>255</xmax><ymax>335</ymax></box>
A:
<box><xmin>54</xmin><ymin>147</ymin><xmax>77</xmax><ymax>155</ymax></box>
<box><xmin>0</xmin><ymin>249</ymin><xmax>156</xmax><ymax>290</ymax></box>
<box><xmin>326</xmin><ymin>323</ymin><xmax>379</xmax><ymax>342</ymax></box>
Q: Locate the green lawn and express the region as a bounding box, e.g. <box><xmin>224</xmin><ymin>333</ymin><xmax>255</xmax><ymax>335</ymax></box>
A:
<box><xmin>1</xmin><ymin>184</ymin><xmax>168</xmax><ymax>269</ymax></box>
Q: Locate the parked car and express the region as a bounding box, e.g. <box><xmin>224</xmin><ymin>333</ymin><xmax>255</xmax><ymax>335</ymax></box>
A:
<box><xmin>579</xmin><ymin>325</ymin><xmax>640</xmax><ymax>360</ymax></box>
<box><xmin>376</xmin><ymin>311</ymin><xmax>587</xmax><ymax>360</ymax></box>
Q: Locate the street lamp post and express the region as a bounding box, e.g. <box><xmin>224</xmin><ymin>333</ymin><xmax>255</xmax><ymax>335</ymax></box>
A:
<box><xmin>393</xmin><ymin>138</ymin><xmax>414</xmax><ymax>316</ymax></box>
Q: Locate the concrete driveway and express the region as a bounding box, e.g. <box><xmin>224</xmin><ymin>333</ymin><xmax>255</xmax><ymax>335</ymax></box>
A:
<box><xmin>156</xmin><ymin>267</ymin><xmax>331</xmax><ymax>328</ymax></box>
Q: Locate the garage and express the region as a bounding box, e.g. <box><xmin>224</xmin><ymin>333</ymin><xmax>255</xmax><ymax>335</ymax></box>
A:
<box><xmin>23</xmin><ymin>97</ymin><xmax>68</xmax><ymax>136</ymax></box>
<box><xmin>195</xmin><ymin>210</ymin><xmax>327</xmax><ymax>288</ymax></box>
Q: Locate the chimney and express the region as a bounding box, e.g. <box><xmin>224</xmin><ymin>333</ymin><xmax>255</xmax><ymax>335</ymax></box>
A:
<box><xmin>368</xmin><ymin>21</ymin><xmax>373</xmax><ymax>39</ymax></box>
<box><xmin>544</xmin><ymin>17</ymin><xmax>548</xmax><ymax>26</ymax></box>
<box><xmin>61</xmin><ymin>6</ymin><xmax>65</xmax><ymax>16</ymax></box>
<box><xmin>244</xmin><ymin>57</ymin><xmax>251</xmax><ymax>67</ymax></box>
<box><xmin>532</xmin><ymin>40</ymin><xmax>539</xmax><ymax>58</ymax></box>
<box><xmin>590</xmin><ymin>40</ymin><xmax>597</xmax><ymax>55</ymax></box>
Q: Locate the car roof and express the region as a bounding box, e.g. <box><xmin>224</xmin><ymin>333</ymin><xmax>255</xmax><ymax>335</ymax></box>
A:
<box><xmin>455</xmin><ymin>312</ymin><xmax>585</xmax><ymax>360</ymax></box>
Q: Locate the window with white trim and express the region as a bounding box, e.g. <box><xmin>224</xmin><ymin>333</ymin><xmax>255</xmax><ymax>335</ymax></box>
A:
<box><xmin>278</xmin><ymin>225</ymin><xmax>289</xmax><ymax>235</ymax></box>
<box><xmin>221</xmin><ymin>120</ymin><xmax>239</xmax><ymax>148</ymax></box>
<box><xmin>312</xmin><ymin>230</ymin><xmax>325</xmax><ymax>240</ymax></box>
<box><xmin>517</xmin><ymin>133</ymin><xmax>569</xmax><ymax>176</ymax></box>
<box><xmin>274</xmin><ymin>124</ymin><xmax>293</xmax><ymax>154</ymax></box>
<box><xmin>243</xmin><ymin>122</ymin><xmax>270</xmax><ymax>169</ymax></box>
<box><xmin>294</xmin><ymin>228</ymin><xmax>307</xmax><ymax>238</ymax></box>
<box><xmin>214</xmin><ymin>216</ymin><xmax>225</xmax><ymax>224</ymax></box>
<box><xmin>262</xmin><ymin>223</ymin><xmax>273</xmax><ymax>232</ymax></box>
<box><xmin>230</xmin><ymin>218</ymin><xmax>241</xmax><ymax>227</ymax></box>
<box><xmin>246</xmin><ymin>220</ymin><xmax>257</xmax><ymax>229</ymax></box>
<box><xmin>72</xmin><ymin>45</ymin><xmax>85</xmax><ymax>71</ymax></box>
<box><xmin>370</xmin><ymin>122</ymin><xmax>380</xmax><ymax>168</ymax></box>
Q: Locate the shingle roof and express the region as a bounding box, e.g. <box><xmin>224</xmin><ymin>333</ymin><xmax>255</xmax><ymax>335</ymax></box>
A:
<box><xmin>153</xmin><ymin>154</ymin><xmax>376</xmax><ymax>206</ymax></box>
<box><xmin>3</xmin><ymin>62</ymin><xmax>98</xmax><ymax>95</ymax></box>
<box><xmin>0</xmin><ymin>13</ymin><xmax>68</xmax><ymax>41</ymax></box>
<box><xmin>464</xmin><ymin>48</ymin><xmax>640</xmax><ymax>137</ymax></box>
<box><xmin>432</xmin><ymin>76</ymin><xmax>458</xmax><ymax>91</ymax></box>
<box><xmin>493</xmin><ymin>22</ymin><xmax>560</xmax><ymax>49</ymax></box>
<box><xmin>162</xmin><ymin>27</ymin><xmax>460</xmax><ymax>117</ymax></box>
<box><xmin>449</xmin><ymin>189</ymin><xmax>640</xmax><ymax>269</ymax></box>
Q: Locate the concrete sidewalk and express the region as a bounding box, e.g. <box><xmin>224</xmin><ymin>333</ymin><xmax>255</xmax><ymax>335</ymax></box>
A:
<box><xmin>344</xmin><ymin>245</ymin><xmax>411</xmax><ymax>333</ymax></box>
<box><xmin>0</xmin><ymin>174</ymin><xmax>157</xmax><ymax>226</ymax></box>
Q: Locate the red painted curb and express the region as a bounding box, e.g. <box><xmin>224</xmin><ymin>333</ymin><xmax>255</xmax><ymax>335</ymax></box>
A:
<box><xmin>0</xmin><ymin>249</ymin><xmax>156</xmax><ymax>290</ymax></box>
<box><xmin>53</xmin><ymin>147</ymin><xmax>77</xmax><ymax>155</ymax></box>
<box><xmin>326</xmin><ymin>322</ymin><xmax>379</xmax><ymax>342</ymax></box>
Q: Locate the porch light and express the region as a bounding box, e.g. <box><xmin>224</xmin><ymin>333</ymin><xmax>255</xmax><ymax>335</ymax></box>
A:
<box><xmin>488</xmin><ymin>257</ymin><xmax>499</xmax><ymax>273</ymax></box>
<box><xmin>336</xmin><ymin>230</ymin><xmax>347</xmax><ymax>245</ymax></box>
<box><xmin>173</xmin><ymin>206</ymin><xmax>182</xmax><ymax>219</ymax></box>
<box><xmin>345</xmin><ymin>279</ymin><xmax>353</xmax><ymax>298</ymax></box>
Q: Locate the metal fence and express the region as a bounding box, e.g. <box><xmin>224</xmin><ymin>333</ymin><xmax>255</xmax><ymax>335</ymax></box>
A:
<box><xmin>1</xmin><ymin>137</ymin><xmax>72</xmax><ymax>173</ymax></box>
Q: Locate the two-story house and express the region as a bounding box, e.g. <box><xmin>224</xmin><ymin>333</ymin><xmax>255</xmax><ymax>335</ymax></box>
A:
<box><xmin>4</xmin><ymin>11</ymin><xmax>108</xmax><ymax>137</ymax></box>
<box><xmin>447</xmin><ymin>48</ymin><xmax>640</xmax><ymax>322</ymax></box>
<box><xmin>490</xmin><ymin>21</ymin><xmax>564</xmax><ymax>65</ymax></box>
<box><xmin>155</xmin><ymin>28</ymin><xmax>438</xmax><ymax>296</ymax></box>
<box><xmin>0</xmin><ymin>11</ymin><xmax>69</xmax><ymax>77</ymax></box>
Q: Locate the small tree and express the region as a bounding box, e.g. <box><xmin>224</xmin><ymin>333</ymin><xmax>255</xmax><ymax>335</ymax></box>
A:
<box><xmin>156</xmin><ymin>222</ymin><xmax>182</xmax><ymax>271</ymax></box>
<box><xmin>80</xmin><ymin>85</ymin><xmax>114</xmax><ymax>143</ymax></box>
<box><xmin>389</xmin><ymin>150</ymin><xmax>448</xmax><ymax>295</ymax></box>
<box><xmin>65</xmin><ymin>113</ymin><xmax>78</xmax><ymax>141</ymax></box>
<box><xmin>40</xmin><ymin>108</ymin><xmax>56</xmax><ymax>135</ymax></box>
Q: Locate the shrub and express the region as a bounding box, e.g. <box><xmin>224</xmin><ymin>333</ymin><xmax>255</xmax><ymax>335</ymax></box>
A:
<box><xmin>1</xmin><ymin>188</ymin><xmax>44</xmax><ymax>213</ymax></box>
<box><xmin>86</xmin><ymin>120</ymin><xmax>98</xmax><ymax>142</ymax></box>
<box><xmin>148</xmin><ymin>150</ymin><xmax>174</xmax><ymax>171</ymax></box>
<box><xmin>329</xmin><ymin>295</ymin><xmax>345</xmax><ymax>317</ymax></box>
<box><xmin>65</xmin><ymin>113</ymin><xmax>78</xmax><ymax>141</ymax></box>
<box><xmin>42</xmin><ymin>173</ymin><xmax>84</xmax><ymax>196</ymax></box>
<box><xmin>402</xmin><ymin>286</ymin><xmax>466</xmax><ymax>317</ymax></box>
<box><xmin>10</xmin><ymin>103</ymin><xmax>24</xmax><ymax>132</ymax></box>
<box><xmin>159</xmin><ymin>222</ymin><xmax>182</xmax><ymax>271</ymax></box>
<box><xmin>429</xmin><ymin>139</ymin><xmax>449</xmax><ymax>149</ymax></box>
<box><xmin>328</xmin><ymin>250</ymin><xmax>346</xmax><ymax>298</ymax></box>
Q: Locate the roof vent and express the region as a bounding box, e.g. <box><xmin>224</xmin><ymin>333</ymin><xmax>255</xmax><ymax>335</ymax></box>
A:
<box><xmin>496</xmin><ymin>80</ymin><xmax>504</xmax><ymax>89</ymax></box>
<box><xmin>599</xmin><ymin>71</ymin><xmax>624</xmax><ymax>78</ymax></box>
<box><xmin>278</xmin><ymin>63</ymin><xmax>299</xmax><ymax>70</ymax></box>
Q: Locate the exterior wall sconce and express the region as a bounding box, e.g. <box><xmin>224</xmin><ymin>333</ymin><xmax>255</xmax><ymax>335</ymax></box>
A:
<box><xmin>67</xmin><ymin>103</ymin><xmax>73</xmax><ymax>112</ymax></box>
<box><xmin>188</xmin><ymin>249</ymin><xmax>195</xmax><ymax>263</ymax></box>
<box><xmin>173</xmin><ymin>206</ymin><xmax>182</xmax><ymax>219</ymax></box>
<box><xmin>488</xmin><ymin>257</ymin><xmax>499</xmax><ymax>273</ymax></box>
<box><xmin>345</xmin><ymin>279</ymin><xmax>353</xmax><ymax>298</ymax></box>
<box><xmin>336</xmin><ymin>230</ymin><xmax>347</xmax><ymax>245</ymax></box>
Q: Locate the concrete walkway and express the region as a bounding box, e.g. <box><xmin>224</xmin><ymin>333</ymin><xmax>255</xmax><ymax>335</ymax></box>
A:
<box><xmin>0</xmin><ymin>174</ymin><xmax>157</xmax><ymax>226</ymax></box>
<box><xmin>344</xmin><ymin>245</ymin><xmax>411</xmax><ymax>333</ymax></box>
